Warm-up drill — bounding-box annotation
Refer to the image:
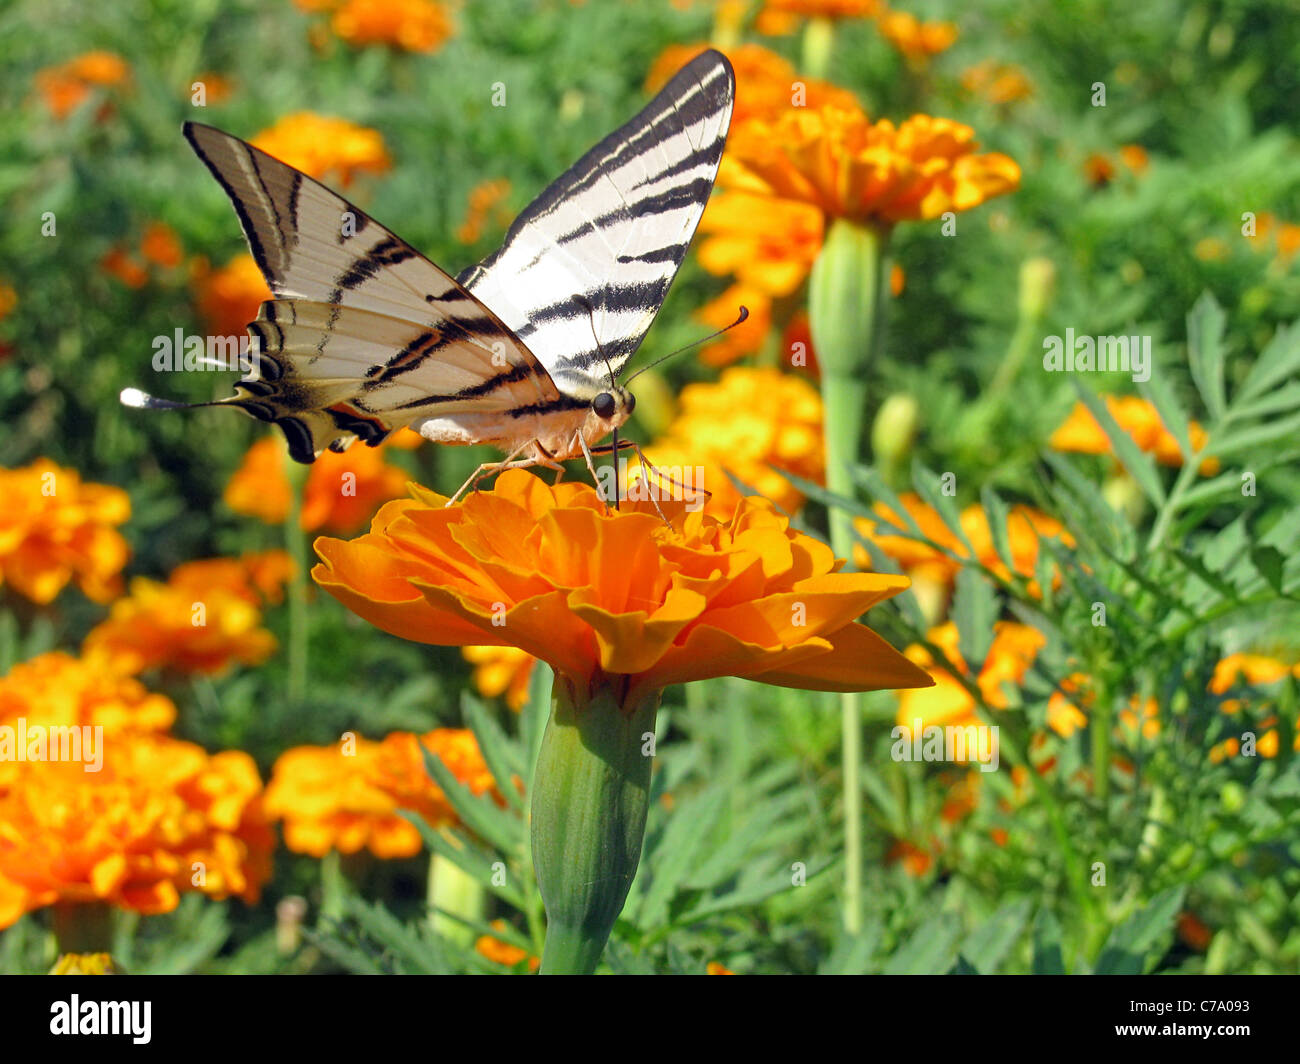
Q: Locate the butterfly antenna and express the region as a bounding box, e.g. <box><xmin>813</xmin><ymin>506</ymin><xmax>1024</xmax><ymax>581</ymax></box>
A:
<box><xmin>120</xmin><ymin>387</ymin><xmax>209</xmax><ymax>411</ymax></box>
<box><xmin>621</xmin><ymin>305</ymin><xmax>748</xmax><ymax>387</ymax></box>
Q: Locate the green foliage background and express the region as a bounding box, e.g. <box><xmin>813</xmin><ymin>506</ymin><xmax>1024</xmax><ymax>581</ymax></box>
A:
<box><xmin>1</xmin><ymin>0</ymin><xmax>1298</xmax><ymax>974</ymax></box>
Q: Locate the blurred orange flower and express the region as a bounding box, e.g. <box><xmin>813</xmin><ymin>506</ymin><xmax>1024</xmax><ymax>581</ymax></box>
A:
<box><xmin>0</xmin><ymin>459</ymin><xmax>130</xmax><ymax>604</ymax></box>
<box><xmin>168</xmin><ymin>549</ymin><xmax>296</xmax><ymax>606</ymax></box>
<box><xmin>313</xmin><ymin>470</ymin><xmax>930</xmax><ymax>709</ymax></box>
<box><xmin>756</xmin><ymin>0</ymin><xmax>879</xmax><ymax>34</ymax></box>
<box><xmin>0</xmin><ymin>652</ymin><xmax>176</xmax><ymax>745</ymax></box>
<box><xmin>140</xmin><ymin>222</ymin><xmax>184</xmax><ymax>268</ymax></box>
<box><xmin>83</xmin><ymin>564</ymin><xmax>277</xmax><ymax>677</ymax></box>
<box><xmin>1049</xmin><ymin>395</ymin><xmax>1219</xmax><ymax>474</ymax></box>
<box><xmin>1247</xmin><ymin>213</ymin><xmax>1300</xmax><ymax>265</ymax></box>
<box><xmin>0</xmin><ymin>734</ymin><xmax>272</xmax><ymax>928</ymax></box>
<box><xmin>875</xmin><ymin>9</ymin><xmax>958</xmax><ymax>63</ymax></box>
<box><xmin>698</xmin><ymin>189</ymin><xmax>824</xmax><ymax>298</ymax></box>
<box><xmin>456</xmin><ymin>179</ymin><xmax>512</xmax><ymax>244</ymax></box>
<box><xmin>265</xmin><ymin>729</ymin><xmax>497</xmax><ymax>858</ymax></box>
<box><xmin>35</xmin><ymin>51</ymin><xmax>129</xmax><ymax>119</ymax></box>
<box><xmin>224</xmin><ymin>436</ymin><xmax>411</xmax><ymax>534</ymax></box>
<box><xmin>1083</xmin><ymin>145</ymin><xmax>1149</xmax><ymax>187</ymax></box>
<box><xmin>646</xmin><ymin>43</ymin><xmax>859</xmax><ymax>125</ymax></box>
<box><xmin>194</xmin><ymin>253</ymin><xmax>272</xmax><ymax>338</ymax></box>
<box><xmin>476</xmin><ymin>919</ymin><xmax>540</xmax><ymax>970</ymax></box>
<box><xmin>961</xmin><ymin>60</ymin><xmax>1033</xmax><ymax>105</ymax></box>
<box><xmin>896</xmin><ymin>620</ymin><xmax>1049</xmax><ymax>734</ymax></box>
<box><xmin>723</xmin><ymin>105</ymin><xmax>1021</xmax><ymax>227</ymax></box>
<box><xmin>854</xmin><ymin>493</ymin><xmax>1073</xmax><ymax>596</ymax></box>
<box><xmin>462</xmin><ymin>645</ymin><xmax>536</xmax><ymax>711</ymax></box>
<box><xmin>251</xmin><ymin>113</ymin><xmax>391</xmax><ymax>187</ymax></box>
<box><xmin>326</xmin><ymin>0</ymin><xmax>454</xmax><ymax>52</ymax></box>
<box><xmin>1209</xmin><ymin>653</ymin><xmax>1299</xmax><ymax>694</ymax></box>
<box><xmin>698</xmin><ymin>284</ymin><xmax>774</xmax><ymax>366</ymax></box>
<box><xmin>100</xmin><ymin>247</ymin><xmax>149</xmax><ymax>288</ymax></box>
<box><xmin>633</xmin><ymin>367</ymin><xmax>824</xmax><ymax>518</ymax></box>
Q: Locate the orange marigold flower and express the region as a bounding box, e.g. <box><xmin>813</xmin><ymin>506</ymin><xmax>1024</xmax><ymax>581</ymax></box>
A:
<box><xmin>1209</xmin><ymin>653</ymin><xmax>1299</xmax><ymax>694</ymax></box>
<box><xmin>329</xmin><ymin>0</ymin><xmax>453</xmax><ymax>52</ymax></box>
<box><xmin>476</xmin><ymin>919</ymin><xmax>540</xmax><ymax>970</ymax></box>
<box><xmin>896</xmin><ymin>620</ymin><xmax>1048</xmax><ymax>735</ymax></box>
<box><xmin>706</xmin><ymin>961</ymin><xmax>735</xmax><ymax>974</ymax></box>
<box><xmin>633</xmin><ymin>367</ymin><xmax>824</xmax><ymax>519</ymax></box>
<box><xmin>854</xmin><ymin>494</ymin><xmax>1072</xmax><ymax>596</ymax></box>
<box><xmin>698</xmin><ymin>189</ymin><xmax>824</xmax><ymax>297</ymax></box>
<box><xmin>1049</xmin><ymin>395</ymin><xmax>1219</xmax><ymax>474</ymax></box>
<box><xmin>698</xmin><ymin>284</ymin><xmax>773</xmax><ymax>367</ymax></box>
<box><xmin>1248</xmin><ymin>213</ymin><xmax>1300</xmax><ymax>265</ymax></box>
<box><xmin>0</xmin><ymin>733</ymin><xmax>272</xmax><ymax>928</ymax></box>
<box><xmin>1046</xmin><ymin>672</ymin><xmax>1091</xmax><ymax>739</ymax></box>
<box><xmin>1118</xmin><ymin>695</ymin><xmax>1159</xmax><ymax>740</ymax></box>
<box><xmin>313</xmin><ymin>470</ymin><xmax>930</xmax><ymax>707</ymax></box>
<box><xmin>224</xmin><ymin>436</ymin><xmax>411</xmax><ymax>534</ymax></box>
<box><xmin>646</xmin><ymin>43</ymin><xmax>859</xmax><ymax>126</ymax></box>
<box><xmin>82</xmin><ymin>564</ymin><xmax>277</xmax><ymax>677</ymax></box>
<box><xmin>251</xmin><ymin>113</ymin><xmax>391</xmax><ymax>187</ymax></box>
<box><xmin>886</xmin><ymin>837</ymin><xmax>933</xmax><ymax>877</ymax></box>
<box><xmin>875</xmin><ymin>10</ymin><xmax>958</xmax><ymax>63</ymax></box>
<box><xmin>265</xmin><ymin>729</ymin><xmax>497</xmax><ymax>858</ymax></box>
<box><xmin>1083</xmin><ymin>145</ymin><xmax>1149</xmax><ymax>187</ymax></box>
<box><xmin>0</xmin><ymin>281</ymin><xmax>15</xmax><ymax>321</ymax></box>
<box><xmin>462</xmin><ymin>645</ymin><xmax>537</xmax><ymax>711</ymax></box>
<box><xmin>169</xmin><ymin>549</ymin><xmax>295</xmax><ymax>607</ymax></box>
<box><xmin>0</xmin><ymin>652</ymin><xmax>176</xmax><ymax>743</ymax></box>
<box><xmin>49</xmin><ymin>953</ymin><xmax>118</xmax><ymax>975</ymax></box>
<box><xmin>960</xmin><ymin>60</ymin><xmax>1033</xmax><ymax>105</ymax></box>
<box><xmin>193</xmin><ymin>253</ymin><xmax>272</xmax><ymax>338</ymax></box>
<box><xmin>723</xmin><ymin>105</ymin><xmax>1020</xmax><ymax>226</ymax></box>
<box><xmin>140</xmin><ymin>222</ymin><xmax>183</xmax><ymax>268</ymax></box>
<box><xmin>100</xmin><ymin>247</ymin><xmax>148</xmax><ymax>288</ymax></box>
<box><xmin>0</xmin><ymin>459</ymin><xmax>130</xmax><ymax>604</ymax></box>
<box><xmin>756</xmin><ymin>0</ymin><xmax>880</xmax><ymax>34</ymax></box>
<box><xmin>456</xmin><ymin>179</ymin><xmax>512</xmax><ymax>244</ymax></box>
<box><xmin>35</xmin><ymin>51</ymin><xmax>130</xmax><ymax>119</ymax></box>
<box><xmin>192</xmin><ymin>72</ymin><xmax>234</xmax><ymax>104</ymax></box>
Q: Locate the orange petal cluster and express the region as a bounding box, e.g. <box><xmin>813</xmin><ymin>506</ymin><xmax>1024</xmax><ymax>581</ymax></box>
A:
<box><xmin>224</xmin><ymin>435</ymin><xmax>411</xmax><ymax>534</ymax></box>
<box><xmin>313</xmin><ymin>470</ymin><xmax>930</xmax><ymax>708</ymax></box>
<box><xmin>723</xmin><ymin>106</ymin><xmax>1021</xmax><ymax>225</ymax></box>
<box><xmin>34</xmin><ymin>51</ymin><xmax>130</xmax><ymax>119</ymax></box>
<box><xmin>1049</xmin><ymin>395</ymin><xmax>1219</xmax><ymax>474</ymax></box>
<box><xmin>264</xmin><ymin>729</ymin><xmax>497</xmax><ymax>858</ymax></box>
<box><xmin>854</xmin><ymin>493</ymin><xmax>1073</xmax><ymax>596</ymax></box>
<box><xmin>251</xmin><ymin>113</ymin><xmax>391</xmax><ymax>187</ymax></box>
<box><xmin>82</xmin><ymin>561</ymin><xmax>278</xmax><ymax>678</ymax></box>
<box><xmin>462</xmin><ymin>645</ymin><xmax>537</xmax><ymax>712</ymax></box>
<box><xmin>633</xmin><ymin>367</ymin><xmax>824</xmax><ymax>519</ymax></box>
<box><xmin>0</xmin><ymin>733</ymin><xmax>272</xmax><ymax>927</ymax></box>
<box><xmin>0</xmin><ymin>459</ymin><xmax>130</xmax><ymax>605</ymax></box>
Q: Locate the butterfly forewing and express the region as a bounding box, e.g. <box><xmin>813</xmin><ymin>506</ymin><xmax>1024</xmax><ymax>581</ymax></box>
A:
<box><xmin>181</xmin><ymin>122</ymin><xmax>560</xmax><ymax>460</ymax></box>
<box><xmin>457</xmin><ymin>50</ymin><xmax>735</xmax><ymax>396</ymax></box>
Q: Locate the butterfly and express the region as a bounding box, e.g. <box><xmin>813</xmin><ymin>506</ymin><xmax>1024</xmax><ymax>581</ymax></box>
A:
<box><xmin>121</xmin><ymin>50</ymin><xmax>736</xmax><ymax>504</ymax></box>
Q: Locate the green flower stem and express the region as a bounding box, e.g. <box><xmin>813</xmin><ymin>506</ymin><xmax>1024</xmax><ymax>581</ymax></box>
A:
<box><xmin>428</xmin><ymin>852</ymin><xmax>484</xmax><ymax>945</ymax></box>
<box><xmin>531</xmin><ymin>674</ymin><xmax>659</xmax><ymax>974</ymax></box>
<box><xmin>51</xmin><ymin>902</ymin><xmax>114</xmax><ymax>954</ymax></box>
<box><xmin>809</xmin><ymin>218</ymin><xmax>890</xmax><ymax>935</ymax></box>
<box><xmin>284</xmin><ymin>458</ymin><xmax>310</xmax><ymax>706</ymax></box>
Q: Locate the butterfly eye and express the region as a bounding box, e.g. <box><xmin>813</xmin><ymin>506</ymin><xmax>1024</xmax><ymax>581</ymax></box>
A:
<box><xmin>624</xmin><ymin>392</ymin><xmax>635</xmax><ymax>415</ymax></box>
<box><xmin>592</xmin><ymin>392</ymin><xmax>616</xmax><ymax>420</ymax></box>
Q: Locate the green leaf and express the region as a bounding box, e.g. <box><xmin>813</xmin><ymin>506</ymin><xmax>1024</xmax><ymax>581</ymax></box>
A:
<box><xmin>1187</xmin><ymin>292</ymin><xmax>1227</xmax><ymax>419</ymax></box>
<box><xmin>1249</xmin><ymin>546</ymin><xmax>1286</xmax><ymax>593</ymax></box>
<box><xmin>419</xmin><ymin>741</ymin><xmax>521</xmax><ymax>854</ymax></box>
<box><xmin>820</xmin><ymin>916</ymin><xmax>885</xmax><ymax>974</ymax></box>
<box><xmin>949</xmin><ymin>955</ymin><xmax>980</xmax><ymax>975</ymax></box>
<box><xmin>1239</xmin><ymin>319</ymin><xmax>1300</xmax><ymax>401</ymax></box>
<box><xmin>1032</xmin><ymin>908</ymin><xmax>1066</xmax><ymax>975</ymax></box>
<box><xmin>1094</xmin><ymin>886</ymin><xmax>1186</xmax><ymax>975</ymax></box>
<box><xmin>911</xmin><ymin>459</ymin><xmax>977</xmax><ymax>558</ymax></box>
<box><xmin>1138</xmin><ymin>372</ymin><xmax>1194</xmax><ymax>465</ymax></box>
<box><xmin>1073</xmin><ymin>383</ymin><xmax>1166</xmax><ymax>506</ymax></box>
<box><xmin>1210</xmin><ymin>410</ymin><xmax>1300</xmax><ymax>459</ymax></box>
<box><xmin>520</xmin><ymin>663</ymin><xmax>553</xmax><ymax>793</ymax></box>
<box><xmin>882</xmin><ymin>913</ymin><xmax>963</xmax><ymax>975</ymax></box>
<box><xmin>402</xmin><ymin>815</ymin><xmax>528</xmax><ymax>911</ymax></box>
<box><xmin>953</xmin><ymin>567</ymin><xmax>998</xmax><ymax>673</ymax></box>
<box><xmin>980</xmin><ymin>485</ymin><xmax>1015</xmax><ymax>573</ymax></box>
<box><xmin>636</xmin><ymin>789</ymin><xmax>727</xmax><ymax>928</ymax></box>
<box><xmin>461</xmin><ymin>694</ymin><xmax>526</xmax><ymax>812</ymax></box>
<box><xmin>960</xmin><ymin>898</ymin><xmax>1032</xmax><ymax>974</ymax></box>
<box><xmin>343</xmin><ymin>896</ymin><xmax>449</xmax><ymax>975</ymax></box>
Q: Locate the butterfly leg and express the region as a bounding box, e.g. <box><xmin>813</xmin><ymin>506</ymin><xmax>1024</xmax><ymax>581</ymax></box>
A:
<box><xmin>445</xmin><ymin>441</ymin><xmax>560</xmax><ymax>507</ymax></box>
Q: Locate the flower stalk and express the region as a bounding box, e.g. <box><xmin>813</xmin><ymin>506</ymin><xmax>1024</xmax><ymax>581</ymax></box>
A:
<box><xmin>808</xmin><ymin>217</ymin><xmax>891</xmax><ymax>935</ymax></box>
<box><xmin>531</xmin><ymin>673</ymin><xmax>659</xmax><ymax>974</ymax></box>
<box><xmin>284</xmin><ymin>457</ymin><xmax>310</xmax><ymax>705</ymax></box>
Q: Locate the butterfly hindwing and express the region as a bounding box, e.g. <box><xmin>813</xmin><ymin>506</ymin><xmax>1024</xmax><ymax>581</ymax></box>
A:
<box><xmin>458</xmin><ymin>49</ymin><xmax>735</xmax><ymax>397</ymax></box>
<box><xmin>181</xmin><ymin>122</ymin><xmax>561</xmax><ymax>460</ymax></box>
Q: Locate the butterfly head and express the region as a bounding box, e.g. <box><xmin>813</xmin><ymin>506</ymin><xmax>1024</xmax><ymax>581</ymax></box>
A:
<box><xmin>589</xmin><ymin>386</ymin><xmax>635</xmax><ymax>430</ymax></box>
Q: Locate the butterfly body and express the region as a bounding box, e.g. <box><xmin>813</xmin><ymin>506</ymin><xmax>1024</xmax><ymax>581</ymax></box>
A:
<box><xmin>121</xmin><ymin>50</ymin><xmax>734</xmax><ymax>490</ymax></box>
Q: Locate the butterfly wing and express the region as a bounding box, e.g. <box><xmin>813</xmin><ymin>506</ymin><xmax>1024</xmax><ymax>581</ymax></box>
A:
<box><xmin>457</xmin><ymin>49</ymin><xmax>735</xmax><ymax>399</ymax></box>
<box><xmin>163</xmin><ymin>123</ymin><xmax>562</xmax><ymax>461</ymax></box>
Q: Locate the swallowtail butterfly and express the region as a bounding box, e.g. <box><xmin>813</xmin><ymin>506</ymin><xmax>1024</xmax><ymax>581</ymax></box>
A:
<box><xmin>121</xmin><ymin>50</ymin><xmax>736</xmax><ymax>500</ymax></box>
